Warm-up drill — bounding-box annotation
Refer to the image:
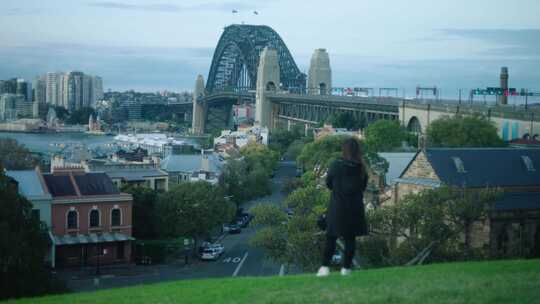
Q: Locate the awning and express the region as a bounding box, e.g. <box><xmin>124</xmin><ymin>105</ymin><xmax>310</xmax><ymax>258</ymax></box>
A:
<box><xmin>53</xmin><ymin>232</ymin><xmax>135</xmax><ymax>246</ymax></box>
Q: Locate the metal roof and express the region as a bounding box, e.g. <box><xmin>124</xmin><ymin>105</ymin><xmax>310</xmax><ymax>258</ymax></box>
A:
<box><xmin>104</xmin><ymin>169</ymin><xmax>168</xmax><ymax>181</ymax></box>
<box><xmin>160</xmin><ymin>154</ymin><xmax>223</xmax><ymax>173</ymax></box>
<box><xmin>394</xmin><ymin>177</ymin><xmax>442</xmax><ymax>188</ymax></box>
<box><xmin>379</xmin><ymin>152</ymin><xmax>416</xmax><ymax>186</ymax></box>
<box><xmin>5</xmin><ymin>170</ymin><xmax>51</xmax><ymax>200</ymax></box>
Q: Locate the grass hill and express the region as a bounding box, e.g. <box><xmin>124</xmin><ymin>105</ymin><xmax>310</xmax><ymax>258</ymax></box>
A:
<box><xmin>7</xmin><ymin>259</ymin><xmax>540</xmax><ymax>304</ymax></box>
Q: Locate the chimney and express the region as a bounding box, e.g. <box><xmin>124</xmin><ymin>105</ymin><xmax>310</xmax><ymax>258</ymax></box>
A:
<box><xmin>500</xmin><ymin>67</ymin><xmax>509</xmax><ymax>105</ymax></box>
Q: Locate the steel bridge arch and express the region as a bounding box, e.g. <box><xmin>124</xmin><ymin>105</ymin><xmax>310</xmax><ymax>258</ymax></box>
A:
<box><xmin>206</xmin><ymin>24</ymin><xmax>306</xmax><ymax>94</ymax></box>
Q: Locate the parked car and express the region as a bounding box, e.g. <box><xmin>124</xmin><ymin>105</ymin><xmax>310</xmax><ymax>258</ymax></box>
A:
<box><xmin>200</xmin><ymin>247</ymin><xmax>222</xmax><ymax>261</ymax></box>
<box><xmin>207</xmin><ymin>243</ymin><xmax>225</xmax><ymax>255</ymax></box>
<box><xmin>227</xmin><ymin>223</ymin><xmax>241</xmax><ymax>234</ymax></box>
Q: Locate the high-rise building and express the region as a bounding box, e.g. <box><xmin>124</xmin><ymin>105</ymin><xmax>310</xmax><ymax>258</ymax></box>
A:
<box><xmin>33</xmin><ymin>76</ymin><xmax>47</xmax><ymax>104</ymax></box>
<box><xmin>0</xmin><ymin>94</ymin><xmax>24</xmax><ymax>121</ymax></box>
<box><xmin>92</xmin><ymin>76</ymin><xmax>103</xmax><ymax>105</ymax></box>
<box><xmin>82</xmin><ymin>74</ymin><xmax>92</xmax><ymax>108</ymax></box>
<box><xmin>46</xmin><ymin>72</ymin><xmax>62</xmax><ymax>106</ymax></box>
<box><xmin>43</xmin><ymin>71</ymin><xmax>102</xmax><ymax>112</ymax></box>
<box><xmin>0</xmin><ymin>78</ymin><xmax>17</xmax><ymax>95</ymax></box>
<box><xmin>16</xmin><ymin>78</ymin><xmax>31</xmax><ymax>102</ymax></box>
<box><xmin>62</xmin><ymin>71</ymin><xmax>84</xmax><ymax>112</ymax></box>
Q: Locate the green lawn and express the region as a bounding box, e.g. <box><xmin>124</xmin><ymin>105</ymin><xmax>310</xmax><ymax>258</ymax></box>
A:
<box><xmin>8</xmin><ymin>259</ymin><xmax>540</xmax><ymax>304</ymax></box>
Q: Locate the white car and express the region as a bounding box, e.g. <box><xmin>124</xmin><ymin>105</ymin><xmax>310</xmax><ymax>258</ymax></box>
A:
<box><xmin>200</xmin><ymin>248</ymin><xmax>222</xmax><ymax>260</ymax></box>
<box><xmin>207</xmin><ymin>243</ymin><xmax>225</xmax><ymax>255</ymax></box>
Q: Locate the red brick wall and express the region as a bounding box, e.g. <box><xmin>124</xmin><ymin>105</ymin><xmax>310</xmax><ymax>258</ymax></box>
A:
<box><xmin>51</xmin><ymin>200</ymin><xmax>132</xmax><ymax>236</ymax></box>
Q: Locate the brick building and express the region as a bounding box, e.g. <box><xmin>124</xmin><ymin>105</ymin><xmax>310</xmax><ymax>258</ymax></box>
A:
<box><xmin>394</xmin><ymin>148</ymin><xmax>540</xmax><ymax>257</ymax></box>
<box><xmin>43</xmin><ymin>168</ymin><xmax>134</xmax><ymax>267</ymax></box>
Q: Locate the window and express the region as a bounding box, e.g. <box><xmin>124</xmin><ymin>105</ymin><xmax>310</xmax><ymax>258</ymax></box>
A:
<box><xmin>89</xmin><ymin>209</ymin><xmax>100</xmax><ymax>228</ymax></box>
<box><xmin>111</xmin><ymin>208</ymin><xmax>121</xmax><ymax>226</ymax></box>
<box><xmin>521</xmin><ymin>155</ymin><xmax>536</xmax><ymax>172</ymax></box>
<box><xmin>67</xmin><ymin>210</ymin><xmax>78</xmax><ymax>229</ymax></box>
<box><xmin>451</xmin><ymin>156</ymin><xmax>466</xmax><ymax>173</ymax></box>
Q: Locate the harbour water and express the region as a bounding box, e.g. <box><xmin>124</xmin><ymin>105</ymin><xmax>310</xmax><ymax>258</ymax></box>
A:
<box><xmin>0</xmin><ymin>132</ymin><xmax>199</xmax><ymax>155</ymax></box>
<box><xmin>0</xmin><ymin>132</ymin><xmax>115</xmax><ymax>154</ymax></box>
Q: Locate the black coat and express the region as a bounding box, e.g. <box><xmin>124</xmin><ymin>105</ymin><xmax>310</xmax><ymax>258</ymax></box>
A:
<box><xmin>325</xmin><ymin>158</ymin><xmax>368</xmax><ymax>237</ymax></box>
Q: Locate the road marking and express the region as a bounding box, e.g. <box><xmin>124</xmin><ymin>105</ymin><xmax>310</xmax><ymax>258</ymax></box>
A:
<box><xmin>279</xmin><ymin>264</ymin><xmax>285</xmax><ymax>276</ymax></box>
<box><xmin>232</xmin><ymin>252</ymin><xmax>249</xmax><ymax>277</ymax></box>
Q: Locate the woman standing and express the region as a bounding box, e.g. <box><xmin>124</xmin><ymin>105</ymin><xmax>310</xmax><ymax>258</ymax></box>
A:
<box><xmin>316</xmin><ymin>138</ymin><xmax>368</xmax><ymax>277</ymax></box>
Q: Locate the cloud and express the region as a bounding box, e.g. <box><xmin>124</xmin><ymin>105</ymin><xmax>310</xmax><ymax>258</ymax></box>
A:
<box><xmin>88</xmin><ymin>1</ymin><xmax>255</xmax><ymax>13</ymax></box>
<box><xmin>441</xmin><ymin>28</ymin><xmax>540</xmax><ymax>57</ymax></box>
<box><xmin>0</xmin><ymin>8</ymin><xmax>43</xmax><ymax>16</ymax></box>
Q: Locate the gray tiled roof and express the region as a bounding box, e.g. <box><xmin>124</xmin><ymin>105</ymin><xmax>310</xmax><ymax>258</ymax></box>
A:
<box><xmin>425</xmin><ymin>148</ymin><xmax>540</xmax><ymax>188</ymax></box>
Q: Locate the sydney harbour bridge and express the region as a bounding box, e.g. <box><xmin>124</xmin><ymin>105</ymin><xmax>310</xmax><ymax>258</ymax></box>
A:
<box><xmin>191</xmin><ymin>24</ymin><xmax>540</xmax><ymax>140</ymax></box>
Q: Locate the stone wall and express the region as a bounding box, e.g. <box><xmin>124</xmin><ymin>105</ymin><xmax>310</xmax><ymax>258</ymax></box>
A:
<box><xmin>402</xmin><ymin>151</ymin><xmax>439</xmax><ymax>180</ymax></box>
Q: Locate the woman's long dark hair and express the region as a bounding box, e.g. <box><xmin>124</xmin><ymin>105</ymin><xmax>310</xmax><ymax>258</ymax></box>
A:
<box><xmin>342</xmin><ymin>137</ymin><xmax>363</xmax><ymax>163</ymax></box>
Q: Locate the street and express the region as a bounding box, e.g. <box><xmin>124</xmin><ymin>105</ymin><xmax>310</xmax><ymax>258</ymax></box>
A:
<box><xmin>57</xmin><ymin>160</ymin><xmax>297</xmax><ymax>292</ymax></box>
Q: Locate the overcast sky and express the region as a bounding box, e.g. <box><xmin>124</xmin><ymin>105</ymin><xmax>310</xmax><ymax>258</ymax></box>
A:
<box><xmin>1</xmin><ymin>0</ymin><xmax>539</xmax><ymax>99</ymax></box>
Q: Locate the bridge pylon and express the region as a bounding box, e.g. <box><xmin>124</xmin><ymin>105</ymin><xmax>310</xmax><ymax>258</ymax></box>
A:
<box><xmin>308</xmin><ymin>48</ymin><xmax>332</xmax><ymax>95</ymax></box>
<box><xmin>255</xmin><ymin>47</ymin><xmax>280</xmax><ymax>131</ymax></box>
<box><xmin>191</xmin><ymin>75</ymin><xmax>207</xmax><ymax>135</ymax></box>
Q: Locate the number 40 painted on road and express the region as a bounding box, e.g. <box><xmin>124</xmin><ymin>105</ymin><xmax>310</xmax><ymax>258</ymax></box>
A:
<box><xmin>223</xmin><ymin>257</ymin><xmax>242</xmax><ymax>263</ymax></box>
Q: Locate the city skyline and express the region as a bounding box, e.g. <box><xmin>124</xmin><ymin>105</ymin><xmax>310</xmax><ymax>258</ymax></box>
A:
<box><xmin>1</xmin><ymin>0</ymin><xmax>540</xmax><ymax>97</ymax></box>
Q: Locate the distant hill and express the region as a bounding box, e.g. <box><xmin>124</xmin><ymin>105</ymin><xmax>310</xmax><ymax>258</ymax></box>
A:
<box><xmin>8</xmin><ymin>259</ymin><xmax>540</xmax><ymax>304</ymax></box>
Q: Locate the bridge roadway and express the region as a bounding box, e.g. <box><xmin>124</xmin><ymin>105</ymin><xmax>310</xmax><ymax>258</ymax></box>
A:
<box><xmin>199</xmin><ymin>90</ymin><xmax>540</xmax><ymax>137</ymax></box>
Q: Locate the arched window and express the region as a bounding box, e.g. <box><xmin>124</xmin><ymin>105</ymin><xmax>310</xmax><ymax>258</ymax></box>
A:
<box><xmin>111</xmin><ymin>208</ymin><xmax>121</xmax><ymax>226</ymax></box>
<box><xmin>67</xmin><ymin>210</ymin><xmax>78</xmax><ymax>229</ymax></box>
<box><xmin>319</xmin><ymin>83</ymin><xmax>327</xmax><ymax>95</ymax></box>
<box><xmin>89</xmin><ymin>209</ymin><xmax>100</xmax><ymax>228</ymax></box>
<box><xmin>266</xmin><ymin>81</ymin><xmax>276</xmax><ymax>91</ymax></box>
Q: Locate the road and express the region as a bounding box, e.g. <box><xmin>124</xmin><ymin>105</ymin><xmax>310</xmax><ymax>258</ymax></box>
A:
<box><xmin>59</xmin><ymin>160</ymin><xmax>297</xmax><ymax>292</ymax></box>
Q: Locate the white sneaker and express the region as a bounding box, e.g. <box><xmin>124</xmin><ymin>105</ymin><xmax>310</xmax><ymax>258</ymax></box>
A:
<box><xmin>340</xmin><ymin>268</ymin><xmax>352</xmax><ymax>276</ymax></box>
<box><xmin>316</xmin><ymin>266</ymin><xmax>330</xmax><ymax>277</ymax></box>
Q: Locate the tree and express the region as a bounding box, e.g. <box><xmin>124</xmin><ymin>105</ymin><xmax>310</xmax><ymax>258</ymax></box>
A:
<box><xmin>66</xmin><ymin>107</ymin><xmax>95</xmax><ymax>125</ymax></box>
<box><xmin>426</xmin><ymin>115</ymin><xmax>505</xmax><ymax>147</ymax></box>
<box><xmin>0</xmin><ymin>168</ymin><xmax>63</xmax><ymax>299</ymax></box>
<box><xmin>53</xmin><ymin>106</ymin><xmax>69</xmax><ymax>121</ymax></box>
<box><xmin>240</xmin><ymin>143</ymin><xmax>279</xmax><ymax>176</ymax></box>
<box><xmin>364</xmin><ymin>120</ymin><xmax>409</xmax><ymax>152</ymax></box>
<box><xmin>122</xmin><ymin>185</ymin><xmax>158</xmax><ymax>239</ymax></box>
<box><xmin>155</xmin><ymin>182</ymin><xmax>235</xmax><ymax>246</ymax></box>
<box><xmin>296</xmin><ymin>135</ymin><xmax>347</xmax><ymax>177</ymax></box>
<box><xmin>326</xmin><ymin>112</ymin><xmax>366</xmax><ymax>130</ymax></box>
<box><xmin>297</xmin><ymin>135</ymin><xmax>388</xmax><ymax>180</ymax></box>
<box><xmin>268</xmin><ymin>126</ymin><xmax>304</xmax><ymax>156</ymax></box>
<box><xmin>0</xmin><ymin>138</ymin><xmax>39</xmax><ymax>170</ymax></box>
<box><xmin>250</xmin><ymin>184</ymin><xmax>330</xmax><ymax>271</ymax></box>
<box><xmin>368</xmin><ymin>186</ymin><xmax>501</xmax><ymax>265</ymax></box>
